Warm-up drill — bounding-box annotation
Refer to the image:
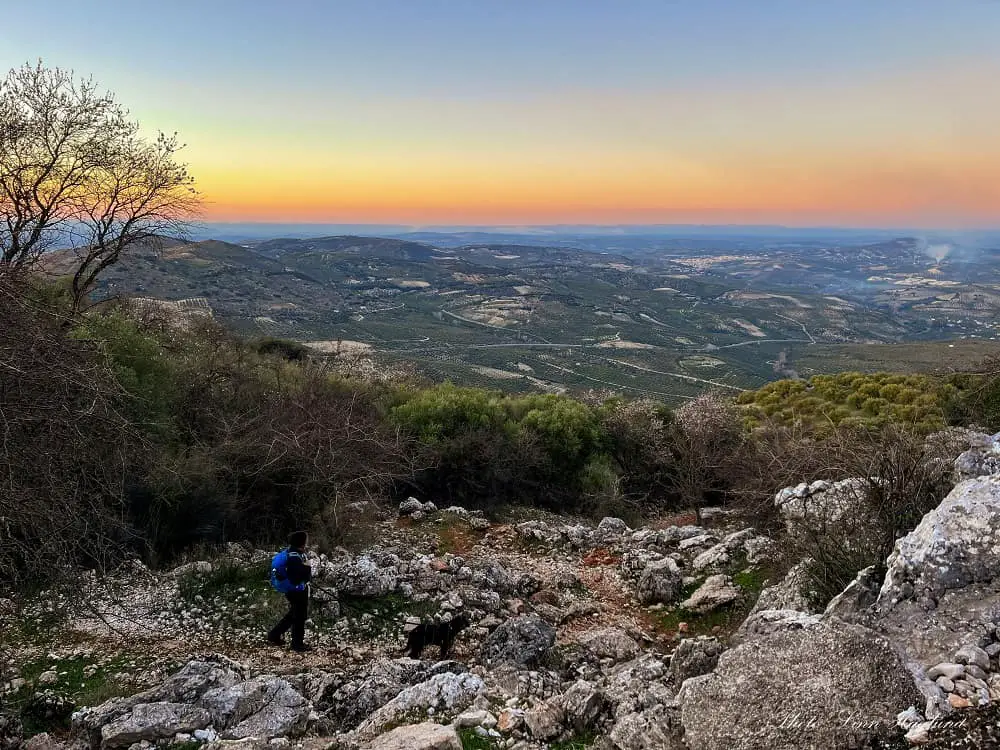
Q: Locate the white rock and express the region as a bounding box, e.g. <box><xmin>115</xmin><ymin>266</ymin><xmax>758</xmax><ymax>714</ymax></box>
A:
<box><xmin>878</xmin><ymin>475</ymin><xmax>1000</xmax><ymax>609</ymax></box>
<box><xmin>681</xmin><ymin>575</ymin><xmax>741</xmax><ymax>614</ymax></box>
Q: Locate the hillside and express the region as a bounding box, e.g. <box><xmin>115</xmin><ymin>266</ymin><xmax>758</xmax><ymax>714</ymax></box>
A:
<box><xmin>77</xmin><ymin>233</ymin><xmax>1000</xmax><ymax>401</ymax></box>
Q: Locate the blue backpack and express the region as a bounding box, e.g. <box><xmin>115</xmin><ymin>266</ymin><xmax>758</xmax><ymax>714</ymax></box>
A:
<box><xmin>270</xmin><ymin>548</ymin><xmax>303</xmax><ymax>594</ymax></box>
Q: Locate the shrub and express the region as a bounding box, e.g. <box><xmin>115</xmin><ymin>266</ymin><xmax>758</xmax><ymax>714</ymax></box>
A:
<box><xmin>739</xmin><ymin>372</ymin><xmax>957</xmax><ymax>433</ymax></box>
<box><xmin>0</xmin><ymin>281</ymin><xmax>141</xmax><ymax>589</ymax></box>
<box><xmin>788</xmin><ymin>424</ymin><xmax>953</xmax><ymax>607</ymax></box>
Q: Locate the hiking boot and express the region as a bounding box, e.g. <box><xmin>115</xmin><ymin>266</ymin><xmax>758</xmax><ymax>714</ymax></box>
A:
<box><xmin>266</xmin><ymin>635</ymin><xmax>285</xmax><ymax>647</ymax></box>
<box><xmin>291</xmin><ymin>644</ymin><xmax>313</xmax><ymax>653</ymax></box>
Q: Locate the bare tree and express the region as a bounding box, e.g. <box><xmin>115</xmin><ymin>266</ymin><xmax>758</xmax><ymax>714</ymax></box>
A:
<box><xmin>0</xmin><ymin>61</ymin><xmax>200</xmax><ymax>309</ymax></box>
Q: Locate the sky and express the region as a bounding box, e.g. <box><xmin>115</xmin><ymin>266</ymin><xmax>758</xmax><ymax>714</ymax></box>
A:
<box><xmin>4</xmin><ymin>0</ymin><xmax>1000</xmax><ymax>228</ymax></box>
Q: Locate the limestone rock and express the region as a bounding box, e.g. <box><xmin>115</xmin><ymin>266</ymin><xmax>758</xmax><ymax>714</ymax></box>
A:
<box><xmin>559</xmin><ymin>680</ymin><xmax>608</xmax><ymax>734</ymax></box>
<box><xmin>751</xmin><ymin>559</ymin><xmax>817</xmax><ymax>615</ymax></box>
<box><xmin>320</xmin><ymin>658</ymin><xmax>431</xmax><ymax>731</ymax></box>
<box><xmin>356</xmin><ymin>672</ymin><xmax>484</xmax><ymax>740</ymax></box>
<box><xmin>680</xmin><ymin>574</ymin><xmax>741</xmax><ymax>614</ymax></box>
<box><xmin>479</xmin><ymin>615</ymin><xmax>556</xmax><ymax>668</ymax></box>
<box><xmin>524</xmin><ymin>700</ymin><xmax>564</xmax><ymax>741</ymax></box>
<box><xmin>669</xmin><ymin>637</ymin><xmax>725</xmax><ymax>684</ymax></box>
<box><xmin>678</xmin><ymin>621</ymin><xmax>923</xmax><ymax>750</ymax></box>
<box><xmin>577</xmin><ymin>628</ymin><xmax>640</xmax><ymax>664</ymax></box>
<box><xmin>323</xmin><ymin>554</ymin><xmax>399</xmax><ymax>598</ymax></box>
<box><xmin>637</xmin><ymin>557</ymin><xmax>682</xmax><ymax>605</ymax></box>
<box><xmin>22</xmin><ymin>734</ymin><xmax>63</xmax><ymax>750</ymax></box>
<box><xmin>609</xmin><ymin>702</ymin><xmax>685</xmax><ymax>750</ymax></box>
<box><xmin>877</xmin><ymin>475</ymin><xmax>1000</xmax><ymax>610</ymax></box>
<box><xmin>731</xmin><ymin>609</ymin><xmax>822</xmax><ymax>644</ymax></box>
<box><xmin>955</xmin><ymin>645</ymin><xmax>990</xmax><ymax>672</ymax></box>
<box><xmin>366</xmin><ymin>722</ymin><xmax>461</xmax><ymax>750</ymax></box>
<box><xmin>823</xmin><ymin>564</ymin><xmax>881</xmax><ymax>621</ymax></box>
<box><xmin>200</xmin><ymin>676</ymin><xmax>310</xmax><ymax>740</ymax></box>
<box><xmin>775</xmin><ymin>478</ymin><xmax>868</xmax><ymax>536</ymax></box>
<box><xmin>953</xmin><ymin>431</ymin><xmax>1000</xmax><ymax>481</ymax></box>
<box><xmin>100</xmin><ymin>703</ymin><xmax>211</xmax><ymax>749</ymax></box>
<box><xmin>597</xmin><ymin>517</ymin><xmax>630</xmax><ymax>537</ymax></box>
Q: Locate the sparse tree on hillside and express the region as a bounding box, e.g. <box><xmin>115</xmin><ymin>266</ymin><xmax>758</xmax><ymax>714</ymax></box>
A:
<box><xmin>0</xmin><ymin>61</ymin><xmax>200</xmax><ymax>310</ymax></box>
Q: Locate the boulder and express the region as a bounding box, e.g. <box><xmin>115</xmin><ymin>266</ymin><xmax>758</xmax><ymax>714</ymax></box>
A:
<box><xmin>479</xmin><ymin>615</ymin><xmax>556</xmax><ymax>668</ymax></box>
<box><xmin>559</xmin><ymin>680</ymin><xmax>608</xmax><ymax>734</ymax></box>
<box><xmin>577</xmin><ymin>627</ymin><xmax>641</xmax><ymax>664</ymax></box>
<box><xmin>669</xmin><ymin>637</ymin><xmax>725</xmax><ymax>684</ymax></box>
<box><xmin>877</xmin><ymin>475</ymin><xmax>1000</xmax><ymax>610</ymax></box>
<box><xmin>597</xmin><ymin>517</ymin><xmax>630</xmax><ymax>537</ymax></box>
<box><xmin>200</xmin><ymin>676</ymin><xmax>310</xmax><ymax>740</ymax></box>
<box><xmin>637</xmin><ymin>557</ymin><xmax>682</xmax><ymax>605</ymax></box>
<box><xmin>609</xmin><ymin>702</ymin><xmax>685</xmax><ymax>750</ymax></box>
<box><xmin>775</xmin><ymin>478</ymin><xmax>868</xmax><ymax>536</ymax></box>
<box><xmin>678</xmin><ymin>621</ymin><xmax>923</xmax><ymax>750</ymax></box>
<box><xmin>355</xmin><ymin>672</ymin><xmax>484</xmax><ymax>740</ymax></box>
<box><xmin>323</xmin><ymin>554</ymin><xmax>399</xmax><ymax>598</ymax></box>
<box><xmin>399</xmin><ymin>497</ymin><xmax>424</xmax><ymax>516</ymax></box>
<box><xmin>365</xmin><ymin>722</ymin><xmax>461</xmax><ymax>750</ymax></box>
<box><xmin>320</xmin><ymin>658</ymin><xmax>430</xmax><ymax>730</ymax></box>
<box><xmin>100</xmin><ymin>703</ymin><xmax>211</xmax><ymax>749</ymax></box>
<box><xmin>680</xmin><ymin>575</ymin><xmax>741</xmax><ymax>614</ymax></box>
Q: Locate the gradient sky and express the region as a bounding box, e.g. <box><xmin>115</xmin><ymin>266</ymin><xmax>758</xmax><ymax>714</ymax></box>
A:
<box><xmin>4</xmin><ymin>1</ymin><xmax>1000</xmax><ymax>227</ymax></box>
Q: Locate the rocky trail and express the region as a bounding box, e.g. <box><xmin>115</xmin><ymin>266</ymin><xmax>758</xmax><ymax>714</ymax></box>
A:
<box><xmin>3</xmin><ymin>432</ymin><xmax>1000</xmax><ymax>750</ymax></box>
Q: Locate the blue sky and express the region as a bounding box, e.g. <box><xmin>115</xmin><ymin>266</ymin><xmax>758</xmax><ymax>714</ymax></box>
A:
<box><xmin>4</xmin><ymin>1</ymin><xmax>998</xmax><ymax>226</ymax></box>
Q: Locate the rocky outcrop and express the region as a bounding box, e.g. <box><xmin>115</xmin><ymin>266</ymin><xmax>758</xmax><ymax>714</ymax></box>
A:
<box><xmin>73</xmin><ymin>660</ymin><xmax>310</xmax><ymax>750</ymax></box>
<box><xmin>953</xmin><ymin>431</ymin><xmax>1000</xmax><ymax>481</ymax></box>
<box><xmin>354</xmin><ymin>672</ymin><xmax>484</xmax><ymax>741</ymax></box>
<box><xmin>870</xmin><ymin>474</ymin><xmax>1000</xmax><ymax>704</ymax></box>
<box><xmin>679</xmin><ymin>621</ymin><xmax>923</xmax><ymax>750</ymax></box>
<box><xmin>877</xmin><ymin>475</ymin><xmax>1000</xmax><ymax>611</ymax></box>
<box><xmin>100</xmin><ymin>703</ymin><xmax>210</xmax><ymax>749</ymax></box>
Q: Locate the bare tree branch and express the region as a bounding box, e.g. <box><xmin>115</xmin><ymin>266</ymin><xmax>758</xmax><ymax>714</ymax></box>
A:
<box><xmin>0</xmin><ymin>61</ymin><xmax>200</xmax><ymax>308</ymax></box>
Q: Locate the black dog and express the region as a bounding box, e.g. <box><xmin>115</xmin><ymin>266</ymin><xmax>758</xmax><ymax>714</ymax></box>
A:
<box><xmin>403</xmin><ymin>614</ymin><xmax>471</xmax><ymax>659</ymax></box>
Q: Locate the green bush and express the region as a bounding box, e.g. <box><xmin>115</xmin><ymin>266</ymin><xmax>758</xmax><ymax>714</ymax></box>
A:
<box><xmin>739</xmin><ymin>372</ymin><xmax>960</xmax><ymax>434</ymax></box>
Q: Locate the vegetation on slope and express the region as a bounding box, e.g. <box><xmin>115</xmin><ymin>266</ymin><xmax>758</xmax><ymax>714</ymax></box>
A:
<box><xmin>2</xmin><ymin>276</ymin><xmax>999</xmax><ymax>601</ymax></box>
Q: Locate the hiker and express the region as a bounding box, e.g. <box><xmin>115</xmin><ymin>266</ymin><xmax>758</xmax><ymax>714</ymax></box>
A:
<box><xmin>267</xmin><ymin>530</ymin><xmax>313</xmax><ymax>652</ymax></box>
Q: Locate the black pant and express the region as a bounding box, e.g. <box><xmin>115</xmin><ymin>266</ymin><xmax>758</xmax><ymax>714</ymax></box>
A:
<box><xmin>269</xmin><ymin>588</ymin><xmax>308</xmax><ymax>647</ymax></box>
